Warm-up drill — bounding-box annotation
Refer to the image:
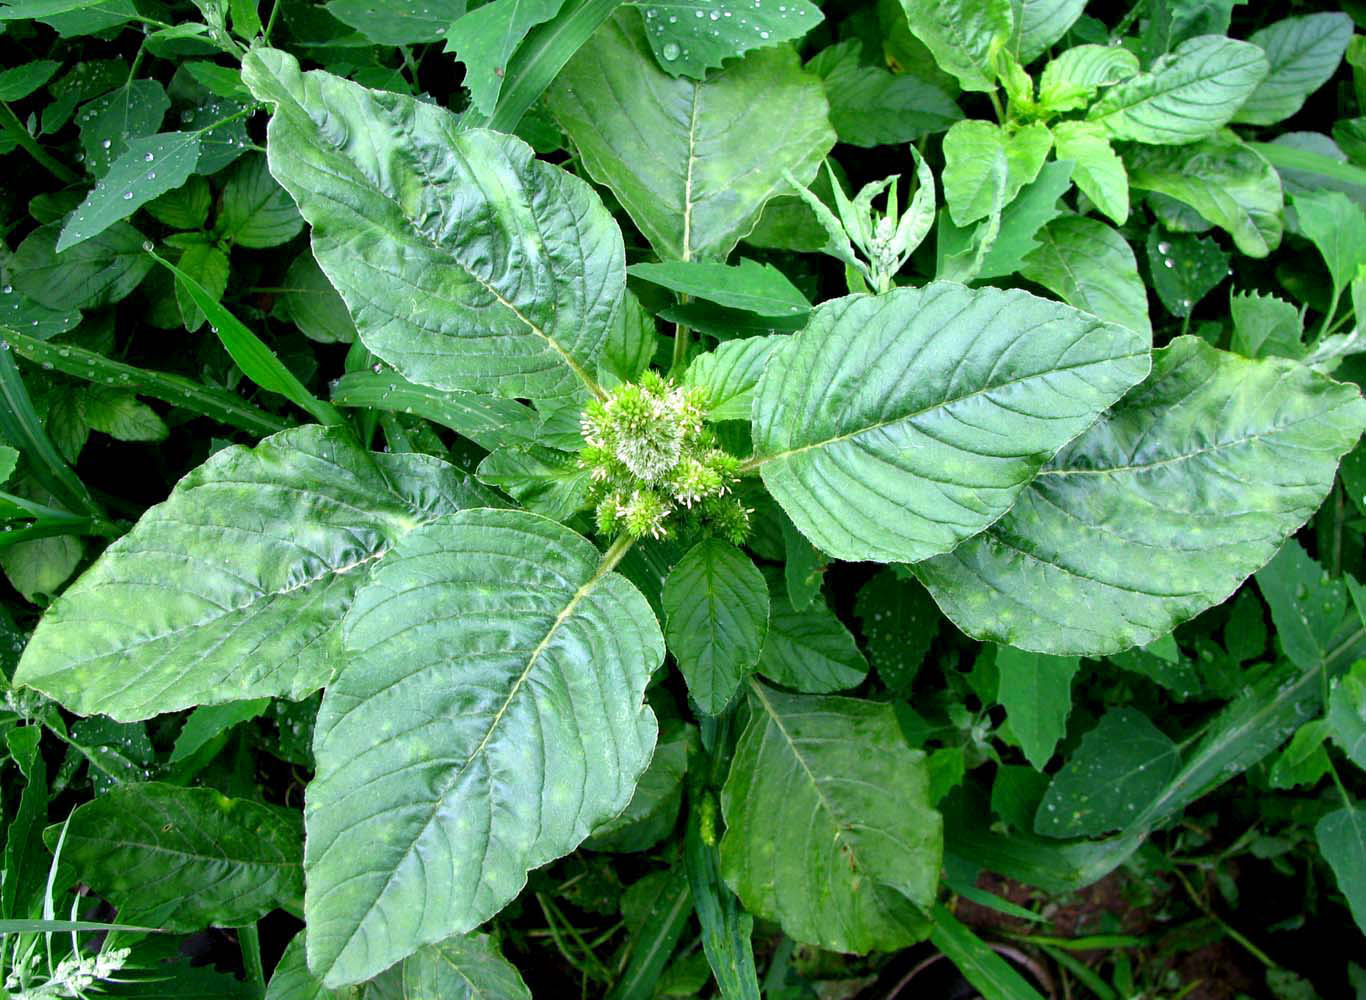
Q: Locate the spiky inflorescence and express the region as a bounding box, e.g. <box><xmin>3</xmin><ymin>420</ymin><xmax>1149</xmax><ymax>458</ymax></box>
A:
<box><xmin>581</xmin><ymin>373</ymin><xmax>746</xmax><ymax>541</ymax></box>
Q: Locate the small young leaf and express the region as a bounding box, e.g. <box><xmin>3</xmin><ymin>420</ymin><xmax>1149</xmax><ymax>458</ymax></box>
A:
<box><xmin>0</xmin><ymin>59</ymin><xmax>60</xmax><ymax>101</ymax></box>
<box><xmin>853</xmin><ymin>569</ymin><xmax>939</xmax><ymax>693</ymax></box>
<box><xmin>758</xmin><ymin>571</ymin><xmax>866</xmax><ymax>694</ymax></box>
<box><xmin>1328</xmin><ymin>660</ymin><xmax>1366</xmax><ymax>769</ymax></box>
<box><xmin>476</xmin><ymin>444</ymin><xmax>590</xmax><ymax>521</ymax></box>
<box><xmin>682</xmin><ymin>336</ymin><xmax>786</xmax><ymax>422</ymax></box>
<box><xmin>1317</xmin><ymin>807</ymin><xmax>1366</xmax><ymax>934</ymax></box>
<box><xmin>1230</xmin><ymin>290</ymin><xmax>1304</xmax><ymax>360</ymax></box>
<box><xmin>995</xmin><ymin>646</ymin><xmax>1080</xmax><ymax>771</ymax></box>
<box><xmin>806</xmin><ymin>39</ymin><xmax>960</xmax><ymax>148</ymax></box>
<box><xmin>1145</xmin><ymin>229</ymin><xmax>1229</xmax><ymax>319</ymax></box>
<box><xmin>1037</xmin><ymin>44</ymin><xmax>1138</xmax><ymax>113</ymax></box>
<box><xmin>170</xmin><ymin>698</ymin><xmax>272</xmax><ymax>764</ymax></box>
<box><xmin>628</xmin><ymin>258</ymin><xmax>809</xmax><ymax>318</ymax></box>
<box><xmin>1052</xmin><ymin>120</ymin><xmax>1127</xmax><ymax>225</ymax></box>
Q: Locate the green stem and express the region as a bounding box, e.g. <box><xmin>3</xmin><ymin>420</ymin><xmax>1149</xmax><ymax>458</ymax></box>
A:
<box><xmin>1327</xmin><ymin>759</ymin><xmax>1355</xmax><ymax>812</ymax></box>
<box><xmin>263</xmin><ymin>0</ymin><xmax>281</xmax><ymax>42</ymax></box>
<box><xmin>0</xmin><ymin>518</ymin><xmax>125</xmax><ymax>550</ymax></box>
<box><xmin>598</xmin><ymin>532</ymin><xmax>636</xmax><ymax>576</ymax></box>
<box><xmin>987</xmin><ymin>89</ymin><xmax>1006</xmax><ymax>125</ymax></box>
<box><xmin>1318</xmin><ymin>288</ymin><xmax>1343</xmax><ymax>341</ymax></box>
<box><xmin>0</xmin><ymin>103</ymin><xmax>77</xmax><ymax>184</ymax></box>
<box><xmin>236</xmin><ymin>924</ymin><xmax>266</xmax><ymax>999</ymax></box>
<box><xmin>1172</xmin><ymin>867</ymin><xmax>1276</xmax><ymax>969</ymax></box>
<box><xmin>1110</xmin><ymin>1</ymin><xmax>1143</xmax><ymax>39</ymax></box>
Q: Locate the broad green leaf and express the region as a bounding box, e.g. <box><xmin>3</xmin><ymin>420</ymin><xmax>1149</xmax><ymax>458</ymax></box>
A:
<box><xmin>77</xmin><ymin>79</ymin><xmax>169</xmax><ymax>176</ymax></box>
<box><xmin>476</xmin><ymin>445</ymin><xmax>590</xmax><ymax>521</ymax></box>
<box><xmin>58</xmin><ymin>133</ymin><xmax>202</xmax><ymax>252</ymax></box>
<box><xmin>444</xmin><ymin>0</ymin><xmax>567</xmax><ymax>117</ymax></box>
<box><xmin>1328</xmin><ymin>661</ymin><xmax>1366</xmax><ymax>769</ymax></box>
<box><xmin>1233</xmin><ymin>13</ymin><xmax>1353</xmax><ymax>126</ymax></box>
<box><xmin>174</xmin><ymin>241</ymin><xmax>230</xmax><ymax>332</ymax></box>
<box><xmin>1037</xmin><ymin>44</ymin><xmax>1139</xmax><ymax>113</ymax></box>
<box><xmin>806</xmin><ymin>40</ymin><xmax>960</xmax><ymax>148</ymax></box>
<box><xmin>1010</xmin><ymin>0</ymin><xmax>1084</xmax><ymax>65</ymax></box>
<box><xmin>1033</xmin><ymin>709</ymin><xmax>1180</xmax><ymax>838</ymax></box>
<box><xmin>853</xmin><ymin>569</ymin><xmax>938</xmax><ymax>693</ymax></box>
<box><xmin>1294</xmin><ymin>190</ymin><xmax>1366</xmax><ymax>312</ymax></box>
<box><xmin>0</xmin><ymin>59</ymin><xmax>59</xmax><ymax>100</ymax></box>
<box><xmin>631</xmin><ymin>0</ymin><xmax>823</xmax><ymax>81</ymax></box>
<box><xmin>1138</xmin><ymin>0</ymin><xmax>1236</xmax><ymax>59</ymax></box>
<box><xmin>80</xmin><ymin>386</ymin><xmax>168</xmax><ymax>442</ymax></box>
<box><xmin>943</xmin><ymin>159</ymin><xmax>1072</xmax><ymax>283</ymax></box>
<box><xmin>628</xmin><ymin>259</ymin><xmax>809</xmax><ymax>318</ymax></box>
<box><xmin>1145</xmin><ymin>230</ymin><xmax>1229</xmax><ymax>319</ymax></box>
<box><xmin>916</xmin><ymin>338</ymin><xmax>1366</xmax><ymax>656</ymax></box>
<box><xmin>14</xmin><ymin>426</ymin><xmax>498</xmax><ymax>720</ymax></box>
<box><xmin>1256</xmin><ymin>540</ymin><xmax>1359</xmax><ymax>673</ymax></box>
<box><xmin>1317</xmin><ymin>807</ymin><xmax>1366</xmax><ymax>933</ymax></box>
<box><xmin>170</xmin><ymin>698</ymin><xmax>271</xmax><ymax>763</ymax></box>
<box><xmin>757</xmin><ymin>572</ymin><xmax>866</xmax><ymax>693</ymax></box>
<box><xmin>219</xmin><ymin>154</ymin><xmax>305</xmax><ymax>249</ymax></box>
<box><xmin>364</xmin><ymin>933</ymin><xmax>532</xmax><ymax>1000</ymax></box>
<box><xmin>307</xmin><ymin>509</ymin><xmax>661</xmax><ymax>986</ymax></box>
<box><xmin>49</xmin><ymin>782</ymin><xmax>302</xmax><ymax>931</ymax></box>
<box><xmin>995</xmin><ymin>646</ymin><xmax>1079</xmax><ymax>770</ymax></box>
<box><xmin>1019</xmin><ymin>216</ymin><xmax>1151</xmax><ymax>335</ymax></box>
<box><xmin>682</xmin><ymin>336</ymin><xmax>785</xmax><ymax>422</ymax></box>
<box><xmin>243</xmin><ymin>48</ymin><xmax>620</xmax><ymax>400</ymax></box>
<box><xmin>329</xmin><ymin>371</ymin><xmax>540</xmax><ymax>452</ymax></box>
<box><xmin>752</xmin><ymin>283</ymin><xmax>1149</xmax><ymax>564</ymax></box>
<box><xmin>266</xmin><ymin>934</ymin><xmax>348</xmax><ymax>1000</ymax></box>
<box><xmin>2</xmin><ymin>727</ymin><xmax>47</xmax><ymax>920</ymax></box>
<box><xmin>145</xmin><ymin>173</ymin><xmax>212</xmax><ymax>229</ymax></box>
<box><xmin>600</xmin><ymin>290</ymin><xmax>658</xmax><ymax>387</ymax></box>
<box><xmin>1088</xmin><ymin>35</ymin><xmax>1268</xmax><ymax>145</ymax></box>
<box><xmin>587</xmin><ymin>721</ymin><xmax>687</xmax><ymax>852</ymax></box>
<box><xmin>12</xmin><ymin>221</ymin><xmax>152</xmax><ymax>310</ymax></box>
<box><xmin>1127</xmin><ymin>133</ymin><xmax>1284</xmax><ymax>257</ymax></box>
<box><xmin>663</xmin><ymin>539</ymin><xmax>768</xmax><ymax>715</ymax></box>
<box><xmin>928</xmin><ymin>906</ymin><xmax>1046</xmax><ymax>1000</ymax></box>
<box><xmin>900</xmin><ymin>0</ymin><xmax>1013</xmax><ymax>93</ymax></box>
<box><xmin>545</xmin><ymin>12</ymin><xmax>834</xmax><ymax>261</ymax></box>
<box><xmin>325</xmin><ymin>0</ymin><xmax>466</xmax><ymax>45</ymax></box>
<box><xmin>281</xmin><ymin>251</ymin><xmax>357</xmax><ymax>345</ymax></box>
<box><xmin>1051</xmin><ymin>120</ymin><xmax>1127</xmax><ymax>224</ymax></box>
<box><xmin>1230</xmin><ymin>290</ymin><xmax>1304</xmax><ymax>360</ymax></box>
<box><xmin>942</xmin><ymin>120</ymin><xmax>1051</xmax><ymax>226</ymax></box>
<box><xmin>1269</xmin><ymin>719</ymin><xmax>1332</xmax><ymax>790</ymax></box>
<box><xmin>719</xmin><ymin>684</ymin><xmax>941</xmax><ymax>953</ymax></box>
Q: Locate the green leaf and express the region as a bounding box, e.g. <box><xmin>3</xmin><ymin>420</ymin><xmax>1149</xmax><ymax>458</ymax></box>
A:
<box><xmin>899</xmin><ymin>0</ymin><xmax>1013</xmax><ymax>93</ymax></box>
<box><xmin>806</xmin><ymin>40</ymin><xmax>960</xmax><ymax>148</ymax></box>
<box><xmin>608</xmin><ymin>866</ymin><xmax>692</xmax><ymax>1000</ymax></box>
<box><xmin>80</xmin><ymin>385</ymin><xmax>168</xmax><ymax>442</ymax></box>
<box><xmin>1088</xmin><ymin>36</ymin><xmax>1268</xmax><ymax>145</ymax></box>
<box><xmin>1037</xmin><ymin>44</ymin><xmax>1139</xmax><ymax>113</ymax></box>
<box><xmin>281</xmin><ymin>255</ymin><xmax>359</xmax><ymax>344</ymax></box>
<box><xmin>682</xmin><ymin>336</ymin><xmax>785</xmax><ymax>422</ymax></box>
<box><xmin>631</xmin><ymin>0</ymin><xmax>823</xmax><ymax>81</ymax></box>
<box><xmin>719</xmin><ymin>683</ymin><xmax>941</xmax><ymax>953</ymax></box>
<box><xmin>1145</xmin><ymin>229</ymin><xmax>1229</xmax><ymax>319</ymax></box>
<box><xmin>663</xmin><ymin>539</ymin><xmax>769</xmax><ymax>715</ymax></box>
<box><xmin>174</xmin><ymin>241</ymin><xmax>230</xmax><ymax>332</ymax></box>
<box><xmin>1317</xmin><ymin>807</ymin><xmax>1366</xmax><ymax>934</ymax></box>
<box><xmin>307</xmin><ymin>509</ymin><xmax>661</xmax><ymax>986</ymax></box>
<box><xmin>545</xmin><ymin>12</ymin><xmax>834</xmax><ymax>261</ymax></box>
<box><xmin>13</xmin><ymin>426</ymin><xmax>499</xmax><ymax>720</ymax></box>
<box><xmin>49</xmin><ymin>782</ymin><xmax>302</xmax><ymax>931</ymax></box>
<box><xmin>1127</xmin><ymin>133</ymin><xmax>1284</xmax><ymax>257</ymax></box>
<box><xmin>243</xmin><ymin>48</ymin><xmax>619</xmax><ymax>400</ymax></box>
<box><xmin>1230</xmin><ymin>290</ymin><xmax>1304</xmax><ymax>360</ymax></box>
<box><xmin>266</xmin><ymin>934</ymin><xmax>347</xmax><ymax>1000</ymax></box>
<box><xmin>12</xmin><ymin>221</ymin><xmax>152</xmax><ymax>310</ymax></box>
<box><xmin>444</xmin><ymin>0</ymin><xmax>567</xmax><ymax>116</ymax></box>
<box><xmin>219</xmin><ymin>154</ymin><xmax>305</xmax><ymax>249</ymax></box>
<box><xmin>0</xmin><ymin>59</ymin><xmax>60</xmax><ymax>101</ymax></box>
<box><xmin>77</xmin><ymin>79</ymin><xmax>169</xmax><ymax>176</ymax></box>
<box><xmin>588</xmin><ymin>721</ymin><xmax>687</xmax><ymax>852</ymax></box>
<box><xmin>1294</xmin><ymin>190</ymin><xmax>1366</xmax><ymax>312</ymax></box>
<box><xmin>1233</xmin><ymin>13</ymin><xmax>1353</xmax><ymax>126</ymax></box>
<box><xmin>628</xmin><ymin>258</ymin><xmax>809</xmax><ymax>318</ymax></box>
<box><xmin>58</xmin><ymin>133</ymin><xmax>202</xmax><ymax>252</ymax></box>
<box><xmin>1268</xmin><ymin>719</ymin><xmax>1332</xmax><ymax>790</ymax></box>
<box><xmin>995</xmin><ymin>646</ymin><xmax>1079</xmax><ymax>770</ymax></box>
<box><xmin>170</xmin><ymin>698</ymin><xmax>271</xmax><ymax>764</ymax></box>
<box><xmin>330</xmin><ymin>371</ymin><xmax>540</xmax><ymax>452</ymax></box>
<box><xmin>916</xmin><ymin>338</ymin><xmax>1366</xmax><ymax>656</ymax></box>
<box><xmin>144</xmin><ymin>172</ymin><xmax>212</xmax><ymax>229</ymax></box>
<box><xmin>475</xmin><ymin>445</ymin><xmax>590</xmax><ymax>520</ymax></box>
<box><xmin>3</xmin><ymin>727</ymin><xmax>48</xmax><ymax>920</ymax></box>
<box><xmin>757</xmin><ymin>572</ymin><xmax>867</xmax><ymax>693</ymax></box>
<box><xmin>1010</xmin><ymin>0</ymin><xmax>1084</xmax><ymax>65</ymax></box>
<box><xmin>928</xmin><ymin>905</ymin><xmax>1047</xmax><ymax>1000</ymax></box>
<box><xmin>942</xmin><ymin>120</ymin><xmax>1051</xmax><ymax>226</ymax></box>
<box><xmin>1019</xmin><ymin>216</ymin><xmax>1151</xmax><ymax>335</ymax></box>
<box><xmin>1328</xmin><ymin>661</ymin><xmax>1366</xmax><ymax>769</ymax></box>
<box><xmin>325</xmin><ymin>0</ymin><xmax>466</xmax><ymax>45</ymax></box>
<box><xmin>1256</xmin><ymin>540</ymin><xmax>1358</xmax><ymax>673</ymax></box>
<box><xmin>364</xmin><ymin>933</ymin><xmax>533</xmax><ymax>1000</ymax></box>
<box><xmin>752</xmin><ymin>283</ymin><xmax>1149</xmax><ymax>564</ymax></box>
<box><xmin>961</xmin><ymin>159</ymin><xmax>1073</xmax><ymax>283</ymax></box>
<box><xmin>1051</xmin><ymin>120</ymin><xmax>1127</xmax><ymax>225</ymax></box>
<box><xmin>1033</xmin><ymin>709</ymin><xmax>1181</xmax><ymax>838</ymax></box>
<box><xmin>853</xmin><ymin>569</ymin><xmax>938</xmax><ymax>693</ymax></box>
<box><xmin>684</xmin><ymin>792</ymin><xmax>759</xmax><ymax>1000</ymax></box>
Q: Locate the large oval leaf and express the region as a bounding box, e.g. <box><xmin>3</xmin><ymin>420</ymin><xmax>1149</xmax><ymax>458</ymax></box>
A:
<box><xmin>305</xmin><ymin>509</ymin><xmax>661</xmax><ymax>986</ymax></box>
<box><xmin>750</xmin><ymin>283</ymin><xmax>1151</xmax><ymax>564</ymax></box>
<box><xmin>916</xmin><ymin>337</ymin><xmax>1366</xmax><ymax>655</ymax></box>
<box><xmin>719</xmin><ymin>683</ymin><xmax>941</xmax><ymax>953</ymax></box>
<box><xmin>1019</xmin><ymin>216</ymin><xmax>1151</xmax><ymax>335</ymax></box>
<box><xmin>13</xmin><ymin>426</ymin><xmax>496</xmax><ymax>721</ymax></box>
<box><xmin>545</xmin><ymin>12</ymin><xmax>834</xmax><ymax>261</ymax></box>
<box><xmin>242</xmin><ymin>48</ymin><xmax>622</xmax><ymax>399</ymax></box>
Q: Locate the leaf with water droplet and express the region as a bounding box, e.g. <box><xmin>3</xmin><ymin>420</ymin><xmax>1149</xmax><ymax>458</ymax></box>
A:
<box><xmin>1145</xmin><ymin>228</ymin><xmax>1229</xmax><ymax>319</ymax></box>
<box><xmin>58</xmin><ymin>132</ymin><xmax>202</xmax><ymax>253</ymax></box>
<box><xmin>627</xmin><ymin>0</ymin><xmax>822</xmax><ymax>79</ymax></box>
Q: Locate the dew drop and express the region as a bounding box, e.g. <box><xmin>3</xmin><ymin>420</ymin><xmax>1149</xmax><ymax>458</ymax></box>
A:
<box><xmin>1157</xmin><ymin>241</ymin><xmax>1170</xmax><ymax>253</ymax></box>
<box><xmin>101</xmin><ymin>138</ymin><xmax>111</xmax><ymax>149</ymax></box>
<box><xmin>667</xmin><ymin>13</ymin><xmax>677</xmax><ymax>21</ymax></box>
<box><xmin>759</xmin><ymin>29</ymin><xmax>769</xmax><ymax>37</ymax></box>
<box><xmin>146</xmin><ymin>171</ymin><xmax>156</xmax><ymax>180</ymax></box>
<box><xmin>123</xmin><ymin>191</ymin><xmax>133</xmax><ymax>200</ymax></box>
<box><xmin>142</xmin><ymin>240</ymin><xmax>154</xmax><ymax>252</ymax></box>
<box><xmin>695</xmin><ymin>9</ymin><xmax>704</xmax><ymax>15</ymax></box>
<box><xmin>1</xmin><ymin>286</ymin><xmax>10</xmax><ymax>295</ymax></box>
<box><xmin>709</xmin><ymin>9</ymin><xmax>719</xmax><ymax>17</ymax></box>
<box><xmin>144</xmin><ymin>151</ymin><xmax>154</xmax><ymax>162</ymax></box>
<box><xmin>662</xmin><ymin>41</ymin><xmax>681</xmax><ymax>60</ymax></box>
<box><xmin>1163</xmin><ymin>258</ymin><xmax>1174</xmax><ymax>268</ymax></box>
<box><xmin>181</xmin><ymin>109</ymin><xmax>193</xmax><ymax>122</ymax></box>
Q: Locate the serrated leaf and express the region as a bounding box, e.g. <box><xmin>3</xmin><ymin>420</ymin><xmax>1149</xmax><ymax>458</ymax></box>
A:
<box><xmin>1256</xmin><ymin>540</ymin><xmax>1359</xmax><ymax>673</ymax></box>
<box><xmin>174</xmin><ymin>241</ymin><xmax>230</xmax><ymax>332</ymax></box>
<box><xmin>1033</xmin><ymin>709</ymin><xmax>1180</xmax><ymax>839</ymax></box>
<box><xmin>628</xmin><ymin>258</ymin><xmax>809</xmax><ymax>317</ymax></box>
<box><xmin>1234</xmin><ymin>13</ymin><xmax>1352</xmax><ymax>126</ymax></box>
<box><xmin>631</xmin><ymin>0</ymin><xmax>822</xmax><ymax>80</ymax></box>
<box><xmin>1317</xmin><ymin>807</ymin><xmax>1366</xmax><ymax>933</ymax></box>
<box><xmin>757</xmin><ymin>572</ymin><xmax>866</xmax><ymax>693</ymax></box>
<box><xmin>546</xmin><ymin>12</ymin><xmax>834</xmax><ymax>262</ymax></box>
<box><xmin>443</xmin><ymin>0</ymin><xmax>566</xmax><ymax>117</ymax></box>
<box><xmin>170</xmin><ymin>698</ymin><xmax>271</xmax><ymax>764</ymax></box>
<box><xmin>1145</xmin><ymin>229</ymin><xmax>1229</xmax><ymax>318</ymax></box>
<box><xmin>995</xmin><ymin>646</ymin><xmax>1079</xmax><ymax>770</ymax></box>
<box><xmin>664</xmin><ymin>539</ymin><xmax>768</xmax><ymax>715</ymax></box>
<box><xmin>899</xmin><ymin>0</ymin><xmax>1013</xmax><ymax>93</ymax></box>
<box><xmin>1328</xmin><ymin>661</ymin><xmax>1366</xmax><ymax>770</ymax></box>
<box><xmin>307</xmin><ymin>509</ymin><xmax>661</xmax><ymax>985</ymax></box>
<box><xmin>1020</xmin><ymin>215</ymin><xmax>1151</xmax><ymax>335</ymax></box>
<box><xmin>58</xmin><ymin>132</ymin><xmax>202</xmax><ymax>252</ymax></box>
<box><xmin>682</xmin><ymin>335</ymin><xmax>785</xmax><ymax>421</ymax></box>
<box><xmin>475</xmin><ymin>444</ymin><xmax>590</xmax><ymax>520</ymax></box>
<box><xmin>1088</xmin><ymin>35</ymin><xmax>1268</xmax><ymax>145</ymax></box>
<box><xmin>243</xmin><ymin>48</ymin><xmax>620</xmax><ymax>400</ymax></box>
<box><xmin>1051</xmin><ymin>120</ymin><xmax>1127</xmax><ymax>225</ymax></box>
<box><xmin>720</xmin><ymin>684</ymin><xmax>941</xmax><ymax>953</ymax></box>
<box><xmin>1127</xmin><ymin>133</ymin><xmax>1284</xmax><ymax>257</ymax></box>
<box><xmin>13</xmin><ymin>426</ymin><xmax>499</xmax><ymax>720</ymax></box>
<box><xmin>807</xmin><ymin>39</ymin><xmax>960</xmax><ymax>148</ymax></box>
<box><xmin>49</xmin><ymin>782</ymin><xmax>302</xmax><ymax>931</ymax></box>
<box><xmin>916</xmin><ymin>337</ymin><xmax>1366</xmax><ymax>656</ymax></box>
<box><xmin>325</xmin><ymin>0</ymin><xmax>466</xmax><ymax>45</ymax></box>
<box><xmin>219</xmin><ymin>153</ymin><xmax>304</xmax><ymax>249</ymax></box>
<box><xmin>752</xmin><ymin>283</ymin><xmax>1150</xmax><ymax>564</ymax></box>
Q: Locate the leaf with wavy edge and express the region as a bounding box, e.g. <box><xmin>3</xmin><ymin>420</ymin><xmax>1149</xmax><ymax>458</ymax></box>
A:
<box><xmin>749</xmin><ymin>283</ymin><xmax>1151</xmax><ymax>564</ymax></box>
<box><xmin>306</xmin><ymin>509</ymin><xmax>661</xmax><ymax>986</ymax></box>
<box><xmin>916</xmin><ymin>337</ymin><xmax>1366</xmax><ymax>655</ymax></box>
<box><xmin>242</xmin><ymin>48</ymin><xmax>621</xmax><ymax>400</ymax></box>
<box><xmin>14</xmin><ymin>426</ymin><xmax>497</xmax><ymax>721</ymax></box>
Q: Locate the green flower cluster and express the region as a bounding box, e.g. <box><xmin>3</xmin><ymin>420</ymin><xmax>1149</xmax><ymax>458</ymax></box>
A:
<box><xmin>580</xmin><ymin>372</ymin><xmax>748</xmax><ymax>542</ymax></box>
